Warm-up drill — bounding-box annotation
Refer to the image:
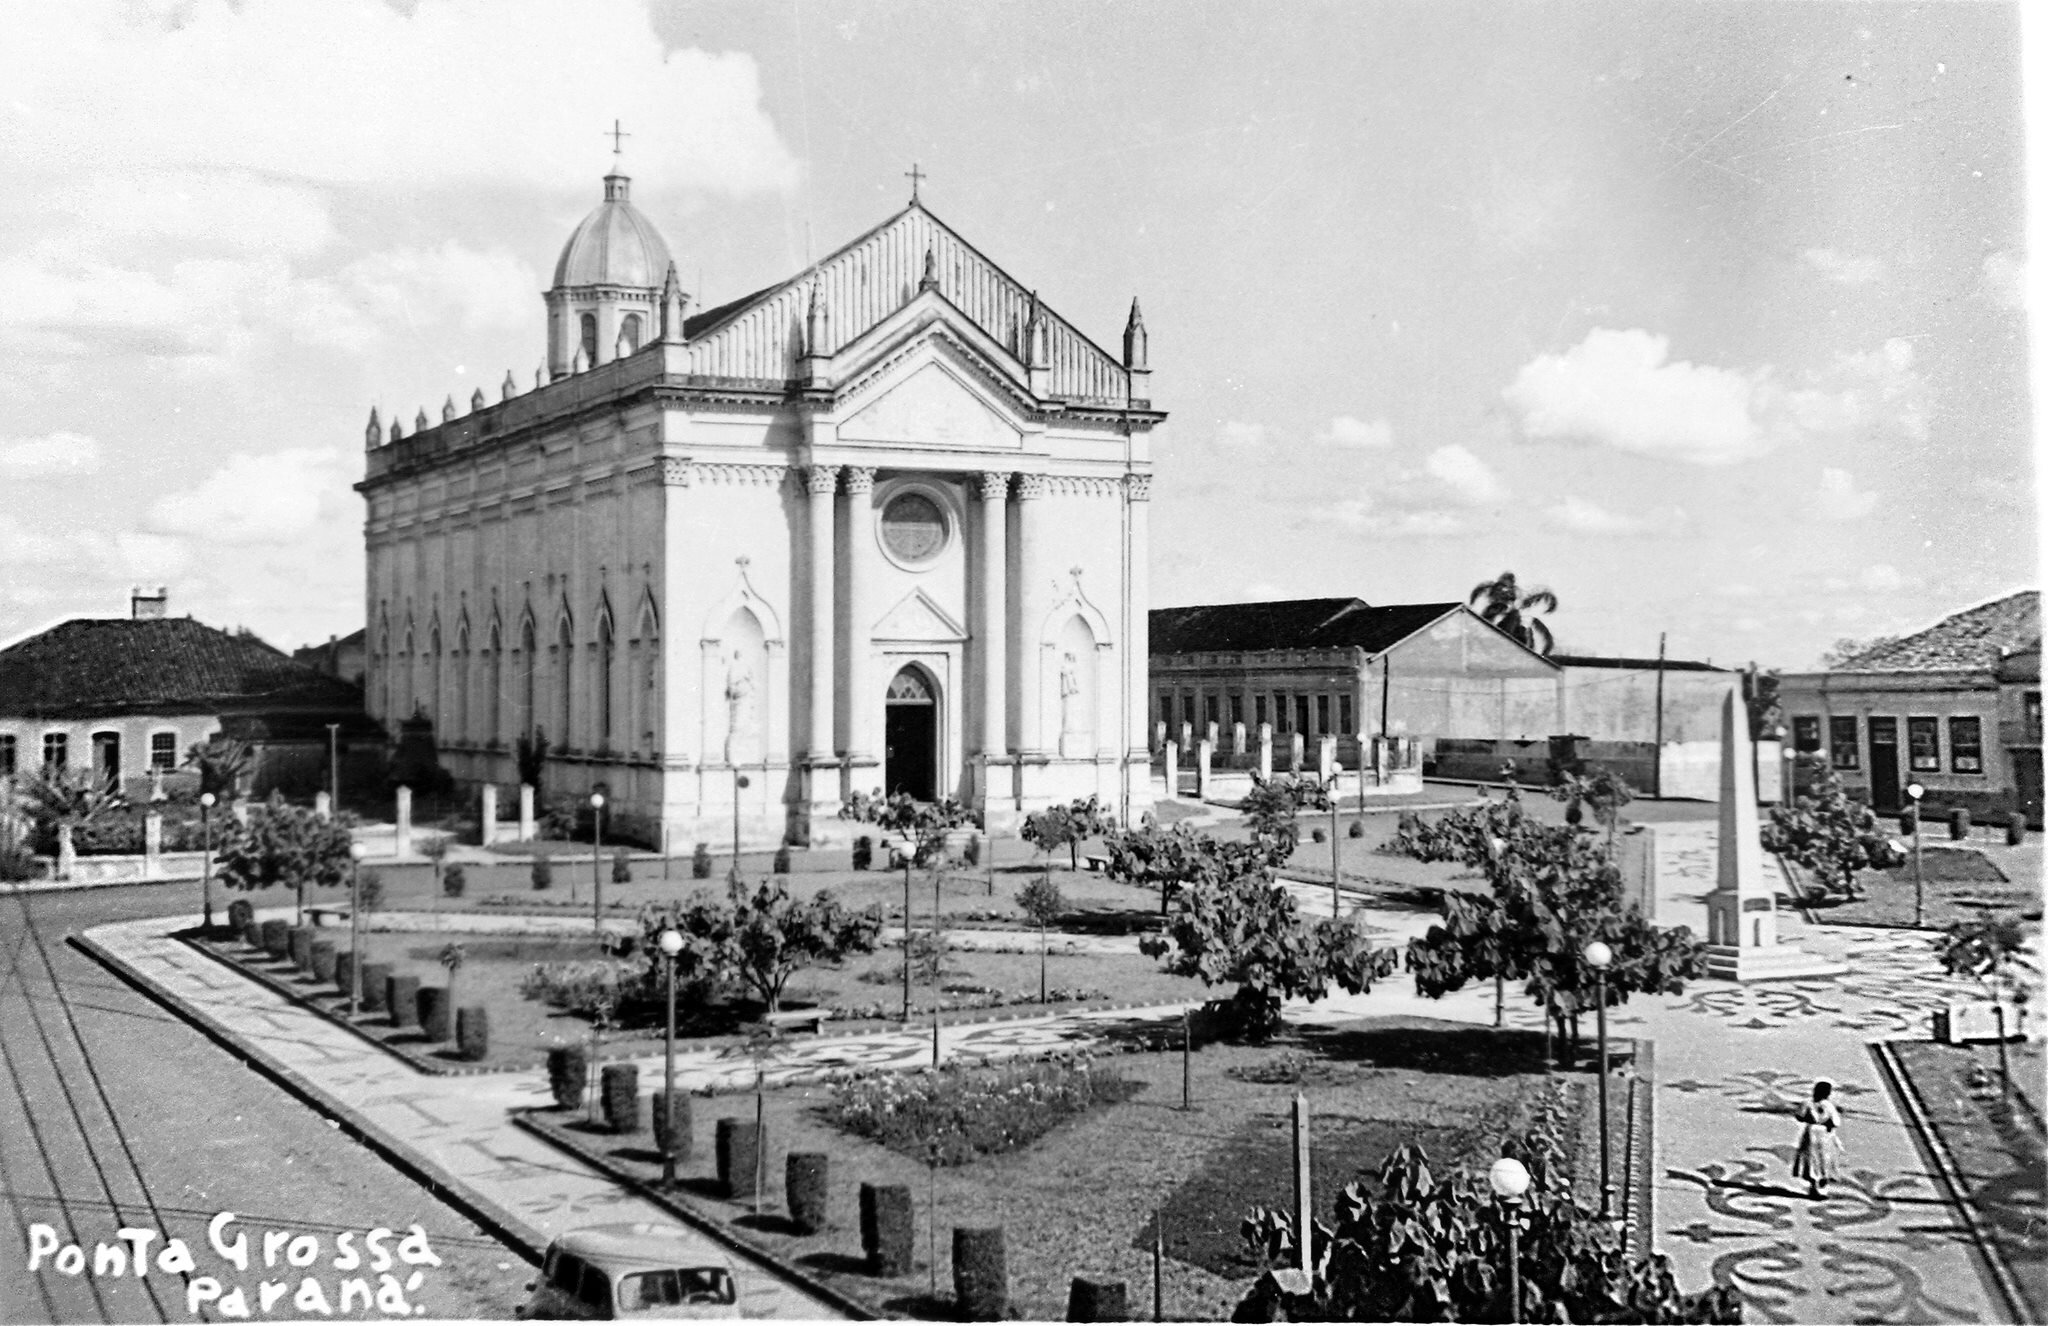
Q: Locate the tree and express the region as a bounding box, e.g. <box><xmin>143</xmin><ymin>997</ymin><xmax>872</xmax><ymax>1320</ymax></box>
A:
<box><xmin>1468</xmin><ymin>571</ymin><xmax>1559</xmax><ymax>656</ymax></box>
<box><xmin>183</xmin><ymin>735</ymin><xmax>254</xmax><ymax>800</ymax></box>
<box><xmin>1015</xmin><ymin>872</ymin><xmax>1067</xmax><ymax>1003</ymax></box>
<box><xmin>1741</xmin><ymin>662</ymin><xmax>1783</xmax><ymax>741</ymax></box>
<box><xmin>1021</xmin><ymin>804</ymin><xmax>1080</xmax><ymax>870</ymax></box>
<box><xmin>1237</xmin><ymin>1139</ymin><xmax>1739</xmax><ymax>1322</ymax></box>
<box><xmin>1405</xmin><ymin>791</ymin><xmax>1706</xmax><ymax>1062</ymax></box>
<box><xmin>655</xmin><ymin>881</ymin><xmax>883</xmax><ymax>1014</ymax></box>
<box><xmin>1239</xmin><ymin>772</ymin><xmax>1333</xmax><ymax>858</ymax></box>
<box><xmin>515</xmin><ymin>729</ymin><xmax>550</xmax><ymax>794</ymax></box>
<box><xmin>421</xmin><ymin>833</ymin><xmax>452</xmax><ymax>890</ymax></box>
<box><xmin>842</xmin><ymin>791</ymin><xmax>976</xmax><ymax>867</ymax></box>
<box><xmin>1549</xmin><ymin>767</ymin><xmax>1634</xmax><ymax>848</ymax></box>
<box><xmin>438</xmin><ymin>942</ymin><xmax>467</xmax><ymax>1038</ymax></box>
<box><xmin>214</xmin><ymin>792</ymin><xmax>355</xmax><ymax>905</ymax></box>
<box><xmin>15</xmin><ymin>766</ymin><xmax>125</xmax><ymax>844</ymax></box>
<box><xmin>1760</xmin><ymin>766</ymin><xmax>1901</xmax><ymax>900</ymax></box>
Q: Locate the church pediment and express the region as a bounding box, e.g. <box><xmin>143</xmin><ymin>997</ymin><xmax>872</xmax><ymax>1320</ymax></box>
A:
<box><xmin>839</xmin><ymin>358</ymin><xmax>1023</xmax><ymax>451</ymax></box>
<box><xmin>872</xmin><ymin>588</ymin><xmax>967</xmax><ymax>643</ymax></box>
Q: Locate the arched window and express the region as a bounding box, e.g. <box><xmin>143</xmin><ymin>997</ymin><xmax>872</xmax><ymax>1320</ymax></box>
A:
<box><xmin>520</xmin><ymin>617</ymin><xmax>537</xmax><ymax>739</ymax></box>
<box><xmin>619</xmin><ymin>313</ymin><xmax>643</xmax><ymax>355</ymax></box>
<box><xmin>453</xmin><ymin>620</ymin><xmax>469</xmax><ymax>741</ymax></box>
<box><xmin>428</xmin><ymin>622</ymin><xmax>442</xmax><ymax>724</ymax></box>
<box><xmin>556</xmin><ymin>616</ymin><xmax>574</xmax><ymax>747</ymax></box>
<box><xmin>401</xmin><ymin>626</ymin><xmax>416</xmax><ymax>718</ymax></box>
<box><xmin>579</xmin><ymin>314</ymin><xmax>598</xmax><ymax>366</ymax></box>
<box><xmin>488</xmin><ymin>621</ymin><xmax>504</xmax><ymax>745</ymax></box>
<box><xmin>597</xmin><ymin>612</ymin><xmax>616</xmax><ymax>749</ymax></box>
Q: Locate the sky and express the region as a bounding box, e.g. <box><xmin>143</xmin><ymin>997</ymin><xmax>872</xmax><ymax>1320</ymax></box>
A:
<box><xmin>0</xmin><ymin>0</ymin><xmax>2038</xmax><ymax>669</ymax></box>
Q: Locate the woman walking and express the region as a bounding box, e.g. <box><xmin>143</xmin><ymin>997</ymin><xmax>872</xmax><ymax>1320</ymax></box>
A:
<box><xmin>1792</xmin><ymin>1079</ymin><xmax>1846</xmax><ymax>1198</ymax></box>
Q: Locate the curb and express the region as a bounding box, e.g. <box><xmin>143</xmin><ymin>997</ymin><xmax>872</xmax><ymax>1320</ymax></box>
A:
<box><xmin>511</xmin><ymin>1112</ymin><xmax>880</xmax><ymax>1320</ymax></box>
<box><xmin>1869</xmin><ymin>1040</ymin><xmax>2032</xmax><ymax>1324</ymax></box>
<box><xmin>1621</xmin><ymin>1038</ymin><xmax>1656</xmax><ymax>1261</ymax></box>
<box><xmin>69</xmin><ymin>930</ymin><xmax>548</xmax><ymax>1270</ymax></box>
<box><xmin>180</xmin><ymin>933</ymin><xmax>542</xmax><ymax>1078</ymax></box>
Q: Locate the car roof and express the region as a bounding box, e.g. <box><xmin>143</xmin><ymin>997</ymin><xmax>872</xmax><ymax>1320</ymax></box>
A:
<box><xmin>553</xmin><ymin>1224</ymin><xmax>735</xmax><ymax>1272</ymax></box>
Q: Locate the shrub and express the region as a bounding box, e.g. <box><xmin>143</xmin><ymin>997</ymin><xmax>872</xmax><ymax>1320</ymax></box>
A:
<box><xmin>860</xmin><ymin>1184</ymin><xmax>914</xmax><ymax>1277</ymax></box>
<box><xmin>333</xmin><ymin>951</ymin><xmax>355</xmax><ymax>996</ymax></box>
<box><xmin>962</xmin><ymin>833</ymin><xmax>981</xmax><ymax>867</ymax></box>
<box><xmin>1950</xmin><ymin>807</ymin><xmax>1971</xmax><ymax>840</ymax></box>
<box><xmin>953</xmin><ymin>1227</ymin><xmax>1008</xmax><ymax>1321</ymax></box>
<box><xmin>242</xmin><ymin>920</ymin><xmax>264</xmax><ymax>952</ymax></box>
<box><xmin>213</xmin><ymin>793</ymin><xmax>353</xmax><ymax>896</ymax></box>
<box><xmin>310</xmin><ymin>940</ymin><xmax>337</xmax><ymax>984</ymax></box>
<box><xmin>851</xmin><ymin>837</ymin><xmax>873</xmax><ymax>871</ymax></box>
<box><xmin>547</xmin><ymin>1046</ymin><xmax>589</xmax><ymax>1110</ymax></box>
<box><xmin>715</xmin><ymin>1118</ymin><xmax>762</xmax><ymax>1202</ymax></box>
<box><xmin>786</xmin><ymin>1153</ymin><xmax>829</xmax><ymax>1234</ymax></box>
<box><xmin>455</xmin><ymin>1005</ymin><xmax>488</xmax><ymax>1060</ymax></box>
<box><xmin>260</xmin><ymin>919</ymin><xmax>290</xmax><ymax>958</ymax></box>
<box><xmin>288</xmin><ymin>926</ymin><xmax>315</xmax><ymax>971</ymax></box>
<box><xmin>828</xmin><ymin>1057</ymin><xmax>1137</xmax><ymax>1165</ymax></box>
<box><xmin>531</xmin><ymin>854</ymin><xmax>553</xmax><ymax>890</ymax></box>
<box><xmin>388</xmin><ymin>975</ymin><xmax>422</xmax><ymax>1027</ymax></box>
<box><xmin>442</xmin><ymin>865</ymin><xmax>467</xmax><ymax>898</ymax></box>
<box><xmin>1311</xmin><ymin>827</ymin><xmax>1327</xmax><ymax>844</ymax></box>
<box><xmin>0</xmin><ymin>841</ymin><xmax>43</xmax><ymax>882</ymax></box>
<box><xmin>772</xmin><ymin>845</ymin><xmax>791</xmax><ymax>875</ymax></box>
<box><xmin>1067</xmin><ymin>1278</ymin><xmax>1129</xmax><ymax>1323</ymax></box>
<box><xmin>418</xmin><ymin>986</ymin><xmax>451</xmax><ymax>1041</ymax></box>
<box><xmin>612</xmin><ymin>849</ymin><xmax>632</xmax><ymax>884</ymax></box>
<box><xmin>360</xmin><ymin>963</ymin><xmax>392</xmax><ymax>1012</ymax></box>
<box><xmin>226</xmin><ymin>898</ymin><xmax>255</xmax><ymax>933</ymax></box>
<box><xmin>2007</xmin><ymin>811</ymin><xmax>2026</xmax><ymax>846</ymax></box>
<box><xmin>1347</xmin><ymin>819</ymin><xmax>1365</xmax><ymax>839</ymax></box>
<box><xmin>520</xmin><ymin>960</ymin><xmax>648</xmax><ymax>1020</ymax></box>
<box><xmin>692</xmin><ymin>843</ymin><xmax>713</xmax><ymax>879</ymax></box>
<box><xmin>652</xmin><ymin>1089</ymin><xmax>691</xmax><ymax>1160</ymax></box>
<box><xmin>601</xmin><ymin>1064</ymin><xmax>640</xmax><ymax>1133</ymax></box>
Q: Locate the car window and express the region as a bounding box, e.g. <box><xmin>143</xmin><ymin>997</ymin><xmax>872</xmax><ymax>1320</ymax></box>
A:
<box><xmin>618</xmin><ymin>1268</ymin><xmax>734</xmax><ymax>1310</ymax></box>
<box><xmin>577</xmin><ymin>1264</ymin><xmax>614</xmax><ymax>1318</ymax></box>
<box><xmin>549</xmin><ymin>1252</ymin><xmax>581</xmax><ymax>1293</ymax></box>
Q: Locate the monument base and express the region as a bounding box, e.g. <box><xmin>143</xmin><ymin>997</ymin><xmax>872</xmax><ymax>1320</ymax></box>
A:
<box><xmin>1705</xmin><ymin>941</ymin><xmax>1846</xmax><ymax>982</ymax></box>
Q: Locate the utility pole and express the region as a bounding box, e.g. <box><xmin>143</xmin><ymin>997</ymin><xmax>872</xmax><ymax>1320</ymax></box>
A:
<box><xmin>1651</xmin><ymin>633</ymin><xmax>1667</xmax><ymax>799</ymax></box>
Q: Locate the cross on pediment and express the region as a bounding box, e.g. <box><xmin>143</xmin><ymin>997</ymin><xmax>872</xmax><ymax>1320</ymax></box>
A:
<box><xmin>905</xmin><ymin>162</ymin><xmax>927</xmax><ymax>203</ymax></box>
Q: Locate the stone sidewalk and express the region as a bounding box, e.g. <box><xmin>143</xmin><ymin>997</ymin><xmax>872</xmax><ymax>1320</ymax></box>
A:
<box><xmin>83</xmin><ymin>817</ymin><xmax>2018</xmax><ymax>1323</ymax></box>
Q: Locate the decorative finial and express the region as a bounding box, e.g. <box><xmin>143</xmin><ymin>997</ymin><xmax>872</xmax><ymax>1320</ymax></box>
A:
<box><xmin>365</xmin><ymin>407</ymin><xmax>381</xmax><ymax>448</ymax></box>
<box><xmin>904</xmin><ymin>161</ymin><xmax>926</xmax><ymax>204</ymax></box>
<box><xmin>470</xmin><ymin>388</ymin><xmax>486</xmax><ymax>412</ymax></box>
<box><xmin>441</xmin><ymin>395</ymin><xmax>456</xmax><ymax>423</ymax></box>
<box><xmin>571</xmin><ymin>344</ymin><xmax>589</xmax><ymax>374</ymax></box>
<box><xmin>1123</xmin><ymin>296</ymin><xmax>1148</xmax><ymax>373</ymax></box>
<box><xmin>502</xmin><ymin>370</ymin><xmax>517</xmax><ymax>401</ymax></box>
<box><xmin>603</xmin><ymin>120</ymin><xmax>632</xmax><ymax>201</ymax></box>
<box><xmin>415</xmin><ymin>408</ymin><xmax>429</xmax><ymax>431</ymax></box>
<box><xmin>660</xmin><ymin>261</ymin><xmax>690</xmax><ymax>344</ymax></box>
<box><xmin>536</xmin><ymin>363</ymin><xmax>548</xmax><ymax>390</ymax></box>
<box><xmin>919</xmin><ymin>247</ymin><xmax>939</xmax><ymax>293</ymax></box>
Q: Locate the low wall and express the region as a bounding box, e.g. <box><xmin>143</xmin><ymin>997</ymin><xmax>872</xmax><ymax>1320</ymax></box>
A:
<box><xmin>25</xmin><ymin>851</ymin><xmax>209</xmax><ymax>887</ymax></box>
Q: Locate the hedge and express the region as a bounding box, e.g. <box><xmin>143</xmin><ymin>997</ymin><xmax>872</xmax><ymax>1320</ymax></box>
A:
<box><xmin>310</xmin><ymin>940</ymin><xmax>337</xmax><ymax>984</ymax></box>
<box><xmin>785</xmin><ymin>1152</ymin><xmax>828</xmax><ymax>1234</ymax></box>
<box><xmin>360</xmin><ymin>963</ymin><xmax>392</xmax><ymax>1012</ymax></box>
<box><xmin>953</xmin><ymin>1227</ymin><xmax>1008</xmax><ymax>1321</ymax></box>
<box><xmin>418</xmin><ymin>986</ymin><xmax>451</xmax><ymax>1041</ymax></box>
<box><xmin>456</xmin><ymin>1006</ymin><xmax>489</xmax><ymax>1060</ymax></box>
<box><xmin>388</xmin><ymin>975</ymin><xmax>422</xmax><ymax>1028</ymax></box>
<box><xmin>288</xmin><ymin>927</ymin><xmax>315</xmax><ymax>972</ymax></box>
<box><xmin>260</xmin><ymin>919</ymin><xmax>290</xmax><ymax>959</ymax></box>
<box><xmin>859</xmin><ymin>1183</ymin><xmax>914</xmax><ymax>1277</ymax></box>
<box><xmin>715</xmin><ymin>1118</ymin><xmax>762</xmax><ymax>1202</ymax></box>
<box><xmin>652</xmin><ymin>1089</ymin><xmax>691</xmax><ymax>1160</ymax></box>
<box><xmin>547</xmin><ymin>1046</ymin><xmax>588</xmax><ymax>1111</ymax></box>
<box><xmin>1066</xmin><ymin>1277</ymin><xmax>1129</xmax><ymax>1322</ymax></box>
<box><xmin>602</xmin><ymin>1064</ymin><xmax>640</xmax><ymax>1134</ymax></box>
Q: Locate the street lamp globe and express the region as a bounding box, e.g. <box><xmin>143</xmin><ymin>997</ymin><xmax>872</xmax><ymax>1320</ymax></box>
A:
<box><xmin>348</xmin><ymin>843</ymin><xmax>366</xmax><ymax>862</ymax></box>
<box><xmin>590</xmin><ymin>792</ymin><xmax>605</xmax><ymax>810</ymax></box>
<box><xmin>1489</xmin><ymin>1156</ymin><xmax>1531</xmax><ymax>1201</ymax></box>
<box><xmin>1906</xmin><ymin>782</ymin><xmax>1925</xmax><ymax>802</ymax></box>
<box><xmin>199</xmin><ymin>792</ymin><xmax>216</xmax><ymax>809</ymax></box>
<box><xmin>1583</xmin><ymin>940</ymin><xmax>1613</xmax><ymax>970</ymax></box>
<box><xmin>657</xmin><ymin>928</ymin><xmax>684</xmax><ymax>958</ymax></box>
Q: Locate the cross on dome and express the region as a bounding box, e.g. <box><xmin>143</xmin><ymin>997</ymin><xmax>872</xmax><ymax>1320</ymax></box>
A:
<box><xmin>606</xmin><ymin>119</ymin><xmax>631</xmax><ymax>160</ymax></box>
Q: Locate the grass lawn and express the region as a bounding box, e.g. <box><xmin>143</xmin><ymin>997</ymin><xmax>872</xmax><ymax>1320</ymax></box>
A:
<box><xmin>1797</xmin><ymin>847</ymin><xmax>2042</xmax><ymax>929</ymax></box>
<box><xmin>196</xmin><ymin>923</ymin><xmax>1210</xmax><ymax>1070</ymax></box>
<box><xmin>1890</xmin><ymin>1039</ymin><xmax>2046</xmax><ymax>1320</ymax></box>
<box><xmin>527</xmin><ymin>1014</ymin><xmax>1605</xmax><ymax>1321</ymax></box>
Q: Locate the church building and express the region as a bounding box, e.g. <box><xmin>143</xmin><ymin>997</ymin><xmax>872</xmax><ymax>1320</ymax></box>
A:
<box><xmin>356</xmin><ymin>157</ymin><xmax>1163</xmax><ymax>846</ymax></box>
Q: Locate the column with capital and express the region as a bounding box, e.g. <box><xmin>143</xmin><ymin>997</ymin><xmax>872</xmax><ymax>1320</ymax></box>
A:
<box><xmin>804</xmin><ymin>464</ymin><xmax>839</xmax><ymax>804</ymax></box>
<box><xmin>1124</xmin><ymin>472</ymin><xmax>1153</xmax><ymax>809</ymax></box>
<box><xmin>842</xmin><ymin>467</ymin><xmax>879</xmax><ymax>787</ymax></box>
<box><xmin>1012</xmin><ymin>473</ymin><xmax>1050</xmax><ymax>768</ymax></box>
<box><xmin>976</xmin><ymin>472</ymin><xmax>1010</xmax><ymax>805</ymax></box>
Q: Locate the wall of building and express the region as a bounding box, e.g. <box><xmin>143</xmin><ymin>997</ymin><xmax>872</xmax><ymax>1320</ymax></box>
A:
<box><xmin>0</xmin><ymin>713</ymin><xmax>220</xmax><ymax>795</ymax></box>
<box><xmin>1777</xmin><ymin>669</ymin><xmax>2016</xmax><ymax>818</ymax></box>
<box><xmin>1556</xmin><ymin>666</ymin><xmax>1732</xmax><ymax>743</ymax></box>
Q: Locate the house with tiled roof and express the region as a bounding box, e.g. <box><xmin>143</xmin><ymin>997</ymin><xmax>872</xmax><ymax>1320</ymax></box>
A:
<box><xmin>0</xmin><ymin>590</ymin><xmax>375</xmax><ymax>797</ymax></box>
<box><xmin>1778</xmin><ymin>589</ymin><xmax>2041</xmax><ymax>823</ymax></box>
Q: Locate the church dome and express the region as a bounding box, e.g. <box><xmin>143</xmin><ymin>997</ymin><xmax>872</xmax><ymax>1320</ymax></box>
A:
<box><xmin>552</xmin><ymin>170</ymin><xmax>672</xmax><ymax>289</ymax></box>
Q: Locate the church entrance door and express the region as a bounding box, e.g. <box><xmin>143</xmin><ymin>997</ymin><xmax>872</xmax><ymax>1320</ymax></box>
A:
<box><xmin>884</xmin><ymin>666</ymin><xmax>939</xmax><ymax>802</ymax></box>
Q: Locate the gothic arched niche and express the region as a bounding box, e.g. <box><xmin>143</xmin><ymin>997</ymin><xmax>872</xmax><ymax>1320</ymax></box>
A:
<box><xmin>1053</xmin><ymin>614</ymin><xmax>1100</xmax><ymax>757</ymax></box>
<box><xmin>711</xmin><ymin>606</ymin><xmax>768</xmax><ymax>765</ymax></box>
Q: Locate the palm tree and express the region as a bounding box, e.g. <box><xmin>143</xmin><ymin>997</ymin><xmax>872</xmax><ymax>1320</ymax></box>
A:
<box><xmin>438</xmin><ymin>943</ymin><xmax>466</xmax><ymax>1042</ymax></box>
<box><xmin>184</xmin><ymin>735</ymin><xmax>255</xmax><ymax>800</ymax></box>
<box><xmin>16</xmin><ymin>767</ymin><xmax>125</xmax><ymax>876</ymax></box>
<box><xmin>1468</xmin><ymin>571</ymin><xmax>1559</xmax><ymax>655</ymax></box>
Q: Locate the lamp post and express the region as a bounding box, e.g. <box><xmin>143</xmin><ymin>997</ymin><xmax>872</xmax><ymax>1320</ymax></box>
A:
<box><xmin>590</xmin><ymin>792</ymin><xmax>605</xmax><ymax>933</ymax></box>
<box><xmin>199</xmin><ymin>792</ymin><xmax>217</xmax><ymax>935</ymax></box>
<box><xmin>1487</xmin><ymin>835</ymin><xmax>1509</xmax><ymax>1028</ymax></box>
<box><xmin>1489</xmin><ymin>1156</ymin><xmax>1530</xmax><ymax>1324</ymax></box>
<box><xmin>326</xmin><ymin>722</ymin><xmax>341</xmax><ymax>814</ymax></box>
<box><xmin>1907</xmin><ymin>781</ymin><xmax>1926</xmax><ymax>926</ymax></box>
<box><xmin>1583</xmin><ymin>939</ymin><xmax>1615</xmax><ymax>1220</ymax></box>
<box><xmin>657</xmin><ymin>926</ymin><xmax>683</xmax><ymax>1189</ymax></box>
<box><xmin>347</xmin><ymin>842</ymin><xmax>367</xmax><ymax>1018</ymax></box>
<box><xmin>1776</xmin><ymin>729</ymin><xmax>1794</xmax><ymax>807</ymax></box>
<box><xmin>1328</xmin><ymin>761</ymin><xmax>1343</xmax><ymax>919</ymax></box>
<box><xmin>730</xmin><ymin>773</ymin><xmax>750</xmax><ymax>888</ymax></box>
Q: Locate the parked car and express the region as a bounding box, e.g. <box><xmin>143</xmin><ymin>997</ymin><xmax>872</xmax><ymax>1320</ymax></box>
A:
<box><xmin>516</xmin><ymin>1223</ymin><xmax>740</xmax><ymax>1320</ymax></box>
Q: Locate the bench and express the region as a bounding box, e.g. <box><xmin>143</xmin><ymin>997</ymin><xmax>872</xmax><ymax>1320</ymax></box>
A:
<box><xmin>763</xmin><ymin>1008</ymin><xmax>834</xmax><ymax>1035</ymax></box>
<box><xmin>307</xmin><ymin>905</ymin><xmax>350</xmax><ymax>927</ymax></box>
<box><xmin>1082</xmin><ymin>854</ymin><xmax>1111</xmax><ymax>873</ymax></box>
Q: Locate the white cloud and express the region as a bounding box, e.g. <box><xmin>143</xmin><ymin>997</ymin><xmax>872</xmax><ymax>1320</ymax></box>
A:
<box><xmin>0</xmin><ymin>0</ymin><xmax>800</xmax><ymax>197</ymax></box>
<box><xmin>1310</xmin><ymin>494</ymin><xmax>1467</xmax><ymax>539</ymax></box>
<box><xmin>1980</xmin><ymin>250</ymin><xmax>2025</xmax><ymax>310</ymax></box>
<box><xmin>1801</xmin><ymin>247</ymin><xmax>1884</xmax><ymax>285</ymax></box>
<box><xmin>1423</xmin><ymin>445</ymin><xmax>1507</xmax><ymax>506</ymax></box>
<box><xmin>1858</xmin><ymin>564</ymin><xmax>1908</xmax><ymax>593</ymax></box>
<box><xmin>0</xmin><ymin>431</ymin><xmax>101</xmax><ymax>477</ymax></box>
<box><xmin>1215</xmin><ymin>420</ymin><xmax>1271</xmax><ymax>450</ymax></box>
<box><xmin>148</xmin><ymin>448</ymin><xmax>352</xmax><ymax>546</ymax></box>
<box><xmin>1318</xmin><ymin>415</ymin><xmax>1393</xmax><ymax>449</ymax></box>
<box><xmin>1503</xmin><ymin>327</ymin><xmax>1927</xmax><ymax>466</ymax></box>
<box><xmin>1815</xmin><ymin>467</ymin><xmax>1879</xmax><ymax>521</ymax></box>
<box><xmin>69</xmin><ymin>171</ymin><xmax>339</xmax><ymax>259</ymax></box>
<box><xmin>1541</xmin><ymin>496</ymin><xmax>1686</xmax><ymax>536</ymax></box>
<box><xmin>335</xmin><ymin>243</ymin><xmax>540</xmax><ymax>337</ymax></box>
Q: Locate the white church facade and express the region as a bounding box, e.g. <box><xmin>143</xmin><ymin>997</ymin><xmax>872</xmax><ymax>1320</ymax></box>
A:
<box><xmin>356</xmin><ymin>162</ymin><xmax>1163</xmax><ymax>845</ymax></box>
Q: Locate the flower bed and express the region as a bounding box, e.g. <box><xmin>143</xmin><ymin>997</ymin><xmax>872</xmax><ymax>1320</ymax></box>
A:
<box><xmin>826</xmin><ymin>1055</ymin><xmax>1142</xmax><ymax>1165</ymax></box>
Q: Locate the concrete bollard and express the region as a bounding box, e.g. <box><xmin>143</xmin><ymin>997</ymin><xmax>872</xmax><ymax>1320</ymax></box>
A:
<box><xmin>1288</xmin><ymin>732</ymin><xmax>1305</xmax><ymax>773</ymax></box>
<box><xmin>314</xmin><ymin>791</ymin><xmax>331</xmax><ymax>820</ymax></box>
<box><xmin>394</xmin><ymin>786</ymin><xmax>413</xmax><ymax>857</ymax></box>
<box><xmin>1257</xmin><ymin>724</ymin><xmax>1273</xmax><ymax>781</ymax></box>
<box><xmin>480</xmin><ymin>784</ymin><xmax>498</xmax><ymax>848</ymax></box>
<box><xmin>519</xmin><ymin>784</ymin><xmax>536</xmax><ymax>842</ymax></box>
<box><xmin>1205</xmin><ymin>720</ymin><xmax>1220</xmax><ymax>749</ymax></box>
<box><xmin>1178</xmin><ymin>721</ymin><xmax>1193</xmax><ymax>754</ymax></box>
<box><xmin>1152</xmin><ymin>720</ymin><xmax>1167</xmax><ymax>754</ymax></box>
<box><xmin>1163</xmin><ymin>740</ymin><xmax>1179</xmax><ymax>799</ymax></box>
<box><xmin>1318</xmin><ymin>735</ymin><xmax>1337</xmax><ymax>776</ymax></box>
<box><xmin>1196</xmin><ymin>739</ymin><xmax>1213</xmax><ymax>801</ymax></box>
<box><xmin>1232</xmin><ymin>721</ymin><xmax>1247</xmax><ymax>757</ymax></box>
<box><xmin>143</xmin><ymin>813</ymin><xmax>163</xmax><ymax>877</ymax></box>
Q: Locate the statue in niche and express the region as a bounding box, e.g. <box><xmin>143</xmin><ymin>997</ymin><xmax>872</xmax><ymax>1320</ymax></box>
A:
<box><xmin>1059</xmin><ymin>651</ymin><xmax>1082</xmax><ymax>734</ymax></box>
<box><xmin>723</xmin><ymin>648</ymin><xmax>755</xmax><ymax>764</ymax></box>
